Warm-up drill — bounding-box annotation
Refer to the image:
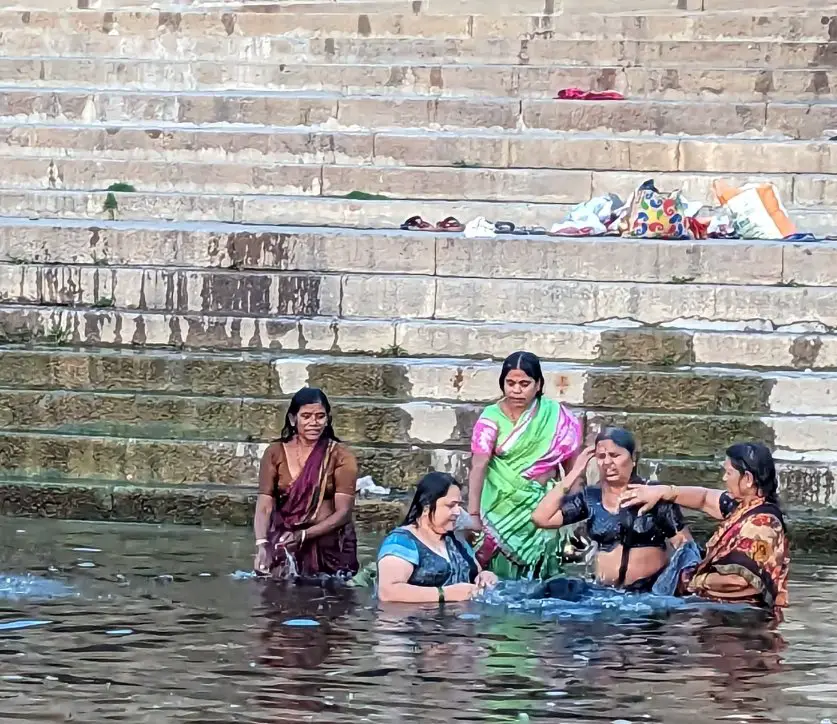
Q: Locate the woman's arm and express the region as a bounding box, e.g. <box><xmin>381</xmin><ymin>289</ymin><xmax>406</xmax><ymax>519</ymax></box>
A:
<box><xmin>532</xmin><ymin>446</ymin><xmax>594</xmax><ymax>529</ymax></box>
<box><xmin>303</xmin><ymin>493</ymin><xmax>354</xmax><ymax>539</ymax></box>
<box><xmin>468</xmin><ymin>453</ymin><xmax>491</xmax><ymax>522</ymax></box>
<box><xmin>254</xmin><ymin>445</ymin><xmax>279</xmax><ymax>542</ymax></box>
<box><xmin>254</xmin><ymin>494</ymin><xmax>274</xmax><ymax>541</ymax></box>
<box><xmin>669</xmin><ymin>487</ymin><xmax>725</xmax><ymax>520</ymax></box>
<box><xmin>377</xmin><ymin>556</ymin><xmax>476</xmax><ymax>603</ymax></box>
<box><xmin>621</xmin><ymin>485</ymin><xmax>726</xmax><ymax>520</ymax></box>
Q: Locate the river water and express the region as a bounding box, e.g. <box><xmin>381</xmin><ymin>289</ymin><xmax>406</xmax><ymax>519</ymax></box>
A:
<box><xmin>1</xmin><ymin>517</ymin><xmax>836</xmax><ymax>724</ymax></box>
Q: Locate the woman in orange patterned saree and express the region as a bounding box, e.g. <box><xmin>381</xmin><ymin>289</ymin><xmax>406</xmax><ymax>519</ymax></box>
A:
<box><xmin>619</xmin><ymin>442</ymin><xmax>789</xmax><ymax>612</ymax></box>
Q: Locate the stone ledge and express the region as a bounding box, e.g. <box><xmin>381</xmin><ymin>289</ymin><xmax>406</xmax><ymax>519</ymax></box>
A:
<box><xmin>1</xmin><ymin>59</ymin><xmax>832</xmax><ymax>103</ymax></box>
<box><xmin>0</xmin><ymin>477</ymin><xmax>834</xmax><ymax>551</ymax></box>
<box><xmin>0</xmin><ymin>478</ymin><xmax>405</xmax><ymax>530</ymax></box>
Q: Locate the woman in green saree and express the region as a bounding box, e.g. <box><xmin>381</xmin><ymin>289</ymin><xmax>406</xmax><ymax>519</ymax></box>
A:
<box><xmin>468</xmin><ymin>351</ymin><xmax>582</xmax><ymax>579</ymax></box>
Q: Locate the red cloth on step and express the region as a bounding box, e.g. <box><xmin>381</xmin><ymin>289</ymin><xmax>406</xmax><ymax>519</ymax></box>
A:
<box><xmin>554</xmin><ymin>87</ymin><xmax>625</xmax><ymax>101</ymax></box>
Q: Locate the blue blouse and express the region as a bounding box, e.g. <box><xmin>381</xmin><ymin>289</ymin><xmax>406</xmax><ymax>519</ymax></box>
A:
<box><xmin>377</xmin><ymin>528</ymin><xmax>478</xmax><ymax>587</ymax></box>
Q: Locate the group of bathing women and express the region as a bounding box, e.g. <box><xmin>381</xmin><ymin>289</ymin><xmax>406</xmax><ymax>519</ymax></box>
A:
<box><xmin>252</xmin><ymin>351</ymin><xmax>790</xmax><ymax>612</ymax></box>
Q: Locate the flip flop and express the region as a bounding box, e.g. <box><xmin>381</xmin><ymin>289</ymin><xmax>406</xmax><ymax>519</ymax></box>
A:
<box><xmin>494</xmin><ymin>221</ymin><xmax>515</xmax><ymax>234</ymax></box>
<box><xmin>400</xmin><ymin>215</ymin><xmax>435</xmax><ymax>231</ymax></box>
<box><xmin>515</xmin><ymin>226</ymin><xmax>546</xmax><ymax>236</ymax></box>
<box><xmin>436</xmin><ymin>216</ymin><xmax>465</xmax><ymax>232</ymax></box>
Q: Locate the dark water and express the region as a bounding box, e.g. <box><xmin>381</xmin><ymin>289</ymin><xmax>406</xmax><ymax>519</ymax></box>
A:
<box><xmin>1</xmin><ymin>518</ymin><xmax>836</xmax><ymax>724</ymax></box>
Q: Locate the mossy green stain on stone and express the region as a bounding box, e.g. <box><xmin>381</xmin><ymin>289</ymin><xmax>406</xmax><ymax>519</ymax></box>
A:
<box><xmin>638</xmin><ymin>458</ymin><xmax>722</xmax><ymax>487</ymax></box>
<box><xmin>587</xmin><ymin>412</ymin><xmax>775</xmax><ymax>458</ymax></box>
<box><xmin>597</xmin><ymin>329</ymin><xmax>694</xmax><ymax>366</ymax></box>
<box><xmin>584</xmin><ymin>370</ymin><xmax>773</xmax><ymax>414</ymax></box>
<box><xmin>304</xmin><ymin>361</ymin><xmax>412</xmax><ymax>400</ymax></box>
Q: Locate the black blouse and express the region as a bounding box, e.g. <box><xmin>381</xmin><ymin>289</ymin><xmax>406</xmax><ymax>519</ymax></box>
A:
<box><xmin>561</xmin><ymin>486</ymin><xmax>686</xmax><ymax>552</ymax></box>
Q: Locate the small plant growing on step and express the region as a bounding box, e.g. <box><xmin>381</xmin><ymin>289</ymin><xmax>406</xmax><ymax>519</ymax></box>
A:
<box><xmin>44</xmin><ymin>322</ymin><xmax>70</xmax><ymax>346</ymax></box>
<box><xmin>103</xmin><ymin>182</ymin><xmax>137</xmax><ymax>220</ymax></box>
<box><xmin>93</xmin><ymin>297</ymin><xmax>114</xmax><ymax>308</ymax></box>
<box><xmin>378</xmin><ymin>343</ymin><xmax>407</xmax><ymax>358</ymax></box>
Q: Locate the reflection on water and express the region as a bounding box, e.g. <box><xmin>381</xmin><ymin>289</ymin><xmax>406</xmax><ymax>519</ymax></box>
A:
<box><xmin>1</xmin><ymin>517</ymin><xmax>836</xmax><ymax>723</ymax></box>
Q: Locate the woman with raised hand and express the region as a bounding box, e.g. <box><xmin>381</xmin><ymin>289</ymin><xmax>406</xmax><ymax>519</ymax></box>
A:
<box><xmin>532</xmin><ymin>427</ymin><xmax>691</xmax><ymax>591</ymax></box>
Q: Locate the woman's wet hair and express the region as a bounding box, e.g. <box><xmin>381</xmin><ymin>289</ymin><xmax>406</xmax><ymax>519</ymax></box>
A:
<box><xmin>498</xmin><ymin>351</ymin><xmax>545</xmax><ymax>398</ymax></box>
<box><xmin>280</xmin><ymin>387</ymin><xmax>339</xmax><ymax>442</ymax></box>
<box><xmin>595</xmin><ymin>427</ymin><xmax>642</xmax><ymax>483</ymax></box>
<box><xmin>403</xmin><ymin>472</ymin><xmax>460</xmax><ymax>526</ymax></box>
<box><xmin>726</xmin><ymin>442</ymin><xmax>780</xmax><ymax>505</ymax></box>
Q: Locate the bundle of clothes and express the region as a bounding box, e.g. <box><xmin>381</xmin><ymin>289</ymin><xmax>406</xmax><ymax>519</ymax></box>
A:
<box><xmin>400</xmin><ymin>179</ymin><xmax>830</xmax><ymax>242</ymax></box>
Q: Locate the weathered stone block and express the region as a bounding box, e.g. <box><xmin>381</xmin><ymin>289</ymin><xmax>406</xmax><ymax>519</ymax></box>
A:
<box><xmin>586</xmin><ymin>412</ymin><xmax>774</xmax><ymax>458</ymax></box>
<box><xmin>342</xmin><ymin>275</ymin><xmax>435</xmax><ymax>319</ymax></box>
<box><xmin>0</xmin><ymin>480</ymin><xmax>113</xmax><ymax>520</ymax></box>
<box><xmin>584</xmin><ymin>370</ymin><xmax>772</xmax><ymax>414</ymax></box>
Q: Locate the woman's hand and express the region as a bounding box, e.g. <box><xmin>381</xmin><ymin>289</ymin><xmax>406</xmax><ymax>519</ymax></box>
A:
<box><xmin>475</xmin><ymin>570</ymin><xmax>499</xmax><ymax>590</ymax></box>
<box><xmin>278</xmin><ymin>530</ymin><xmax>305</xmax><ymax>552</ymax></box>
<box><xmin>466</xmin><ymin>511</ymin><xmax>483</xmax><ymax>532</ymax></box>
<box><xmin>568</xmin><ymin>445</ymin><xmax>596</xmax><ymax>480</ymax></box>
<box><xmin>444</xmin><ymin>582</ymin><xmax>480</xmax><ymax>601</ymax></box>
<box><xmin>620</xmin><ymin>484</ymin><xmax>668</xmax><ymax>514</ymax></box>
<box><xmin>253</xmin><ymin>544</ymin><xmax>271</xmax><ymax>574</ymax></box>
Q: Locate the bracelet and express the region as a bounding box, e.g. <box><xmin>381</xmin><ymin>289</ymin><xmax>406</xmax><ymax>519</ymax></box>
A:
<box><xmin>667</xmin><ymin>485</ymin><xmax>679</xmax><ymax>502</ymax></box>
<box><xmin>301</xmin><ymin>530</ymin><xmax>307</xmax><ymax>545</ymax></box>
<box><xmin>255</xmin><ymin>538</ymin><xmax>268</xmax><ymax>546</ymax></box>
<box><xmin>437</xmin><ymin>586</ymin><xmax>445</xmax><ymax>604</ymax></box>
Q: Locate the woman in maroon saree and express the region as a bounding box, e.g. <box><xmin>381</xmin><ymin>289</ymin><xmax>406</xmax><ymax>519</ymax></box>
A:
<box><xmin>253</xmin><ymin>387</ymin><xmax>359</xmax><ymax>578</ymax></box>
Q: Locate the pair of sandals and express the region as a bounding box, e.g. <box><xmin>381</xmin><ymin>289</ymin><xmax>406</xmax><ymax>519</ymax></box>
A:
<box><xmin>400</xmin><ymin>215</ymin><xmax>464</xmax><ymax>232</ymax></box>
<box><xmin>494</xmin><ymin>221</ymin><xmax>549</xmax><ymax>236</ymax></box>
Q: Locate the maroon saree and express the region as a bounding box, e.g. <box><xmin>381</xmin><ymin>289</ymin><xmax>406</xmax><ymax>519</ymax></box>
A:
<box><xmin>266</xmin><ymin>438</ymin><xmax>358</xmax><ymax>578</ymax></box>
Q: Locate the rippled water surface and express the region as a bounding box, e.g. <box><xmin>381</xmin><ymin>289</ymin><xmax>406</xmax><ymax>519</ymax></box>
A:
<box><xmin>2</xmin><ymin>518</ymin><xmax>837</xmax><ymax>723</ymax></box>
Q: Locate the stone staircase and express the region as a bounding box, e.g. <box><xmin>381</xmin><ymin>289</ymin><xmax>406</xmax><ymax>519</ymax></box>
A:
<box><xmin>0</xmin><ymin>0</ymin><xmax>836</xmax><ymax>547</ymax></box>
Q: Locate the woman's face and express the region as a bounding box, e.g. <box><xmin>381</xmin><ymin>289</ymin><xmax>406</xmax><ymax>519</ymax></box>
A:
<box><xmin>722</xmin><ymin>458</ymin><xmax>754</xmax><ymax>500</ymax></box>
<box><xmin>595</xmin><ymin>439</ymin><xmax>634</xmax><ymax>488</ymax></box>
<box><xmin>292</xmin><ymin>403</ymin><xmax>328</xmax><ymax>443</ymax></box>
<box><xmin>426</xmin><ymin>485</ymin><xmax>463</xmax><ymax>534</ymax></box>
<box><xmin>503</xmin><ymin>369</ymin><xmax>539</xmax><ymax>408</ymax></box>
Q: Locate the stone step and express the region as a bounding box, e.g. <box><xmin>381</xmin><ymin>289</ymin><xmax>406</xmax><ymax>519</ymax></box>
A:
<box><xmin>0</xmin><ymin>475</ymin><xmax>405</xmax><ymax>529</ymax></box>
<box><xmin>0</xmin><ymin>29</ymin><xmax>832</xmax><ymax>68</ymax></box>
<box><xmin>0</xmin><ymin>385</ymin><xmax>835</xmax><ymax>460</ymax></box>
<box><xmin>0</xmin><ymin>429</ymin><xmax>464</xmax><ymax>489</ymax></box>
<box><xmin>2</xmin><ymin>88</ymin><xmax>836</xmax><ymax>139</ymax></box>
<box><xmin>2</xmin><ymin>264</ymin><xmax>837</xmax><ymax>333</ymax></box>
<box><xmin>3</xmin><ymin>473</ymin><xmax>836</xmax><ymax>548</ymax></box>
<box><xmin>2</xmin><ymin>346</ymin><xmax>837</xmax><ymax>416</ymax></box>
<box><xmin>37</xmin><ymin>0</ymin><xmax>837</xmax><ymax>12</ymax></box>
<box><xmin>4</xmin><ymin>9</ymin><xmax>834</xmax><ymax>41</ymax></box>
<box><xmin>1</xmin><ymin>302</ymin><xmax>835</xmax><ymax>370</ymax></box>
<box><xmin>4</xmin><ymin>125</ymin><xmax>837</xmax><ymax>176</ymax></box>
<box><xmin>2</xmin><ymin>58</ymin><xmax>835</xmax><ymax>103</ymax></box>
<box><xmin>2</xmin><ymin>155</ymin><xmax>834</xmax><ymax>207</ymax></box>
<box><xmin>5</xmin><ymin>189</ymin><xmax>835</xmax><ymax>236</ymax></box>
<box><xmin>0</xmin><ymin>426</ymin><xmax>835</xmax><ymax>503</ymax></box>
<box><xmin>1</xmin><ymin>219</ymin><xmax>831</xmax><ymax>286</ymax></box>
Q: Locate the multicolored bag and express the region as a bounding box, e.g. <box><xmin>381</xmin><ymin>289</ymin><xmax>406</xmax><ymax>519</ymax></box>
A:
<box><xmin>626</xmin><ymin>179</ymin><xmax>691</xmax><ymax>239</ymax></box>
